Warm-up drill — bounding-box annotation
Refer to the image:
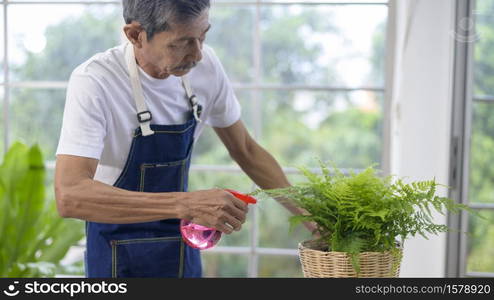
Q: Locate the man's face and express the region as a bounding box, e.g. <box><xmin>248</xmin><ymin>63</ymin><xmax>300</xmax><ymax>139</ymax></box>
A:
<box><xmin>140</xmin><ymin>10</ymin><xmax>210</xmax><ymax>78</ymax></box>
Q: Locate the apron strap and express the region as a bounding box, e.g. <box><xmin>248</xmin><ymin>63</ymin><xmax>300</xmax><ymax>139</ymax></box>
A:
<box><xmin>181</xmin><ymin>75</ymin><xmax>202</xmax><ymax>123</ymax></box>
<box><xmin>125</xmin><ymin>42</ymin><xmax>154</xmax><ymax>136</ymax></box>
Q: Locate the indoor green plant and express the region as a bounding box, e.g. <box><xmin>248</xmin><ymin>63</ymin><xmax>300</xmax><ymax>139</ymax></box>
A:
<box><xmin>0</xmin><ymin>142</ymin><xmax>84</xmax><ymax>277</ymax></box>
<box><xmin>252</xmin><ymin>160</ymin><xmax>477</xmax><ymax>277</ymax></box>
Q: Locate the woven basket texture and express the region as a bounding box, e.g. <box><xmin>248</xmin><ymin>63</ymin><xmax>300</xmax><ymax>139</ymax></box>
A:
<box><xmin>298</xmin><ymin>240</ymin><xmax>403</xmax><ymax>278</ymax></box>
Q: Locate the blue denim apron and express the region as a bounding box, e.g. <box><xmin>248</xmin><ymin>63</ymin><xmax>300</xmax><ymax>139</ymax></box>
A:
<box><xmin>85</xmin><ymin>43</ymin><xmax>202</xmax><ymax>278</ymax></box>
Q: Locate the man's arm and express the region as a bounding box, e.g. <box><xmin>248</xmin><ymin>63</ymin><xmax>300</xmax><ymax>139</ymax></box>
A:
<box><xmin>214</xmin><ymin>120</ymin><xmax>312</xmax><ymax>221</ymax></box>
<box><xmin>54</xmin><ymin>154</ymin><xmax>247</xmax><ymax>234</ymax></box>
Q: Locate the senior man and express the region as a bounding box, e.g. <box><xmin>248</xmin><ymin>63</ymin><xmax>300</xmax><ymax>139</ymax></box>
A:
<box><xmin>55</xmin><ymin>0</ymin><xmax>310</xmax><ymax>278</ymax></box>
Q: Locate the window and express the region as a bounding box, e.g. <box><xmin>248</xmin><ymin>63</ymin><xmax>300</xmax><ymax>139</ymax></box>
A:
<box><xmin>192</xmin><ymin>0</ymin><xmax>388</xmax><ymax>277</ymax></box>
<box><xmin>1</xmin><ymin>0</ymin><xmax>388</xmax><ymax>277</ymax></box>
<box><xmin>448</xmin><ymin>0</ymin><xmax>494</xmax><ymax>277</ymax></box>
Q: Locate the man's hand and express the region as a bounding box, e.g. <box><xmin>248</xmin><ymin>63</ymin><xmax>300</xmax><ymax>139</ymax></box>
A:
<box><xmin>302</xmin><ymin>221</ymin><xmax>320</xmax><ymax>238</ymax></box>
<box><xmin>275</xmin><ymin>196</ymin><xmax>321</xmax><ymax>237</ymax></box>
<box><xmin>179</xmin><ymin>189</ymin><xmax>249</xmax><ymax>234</ymax></box>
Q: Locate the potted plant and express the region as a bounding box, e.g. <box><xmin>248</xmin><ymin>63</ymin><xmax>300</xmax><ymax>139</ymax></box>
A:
<box><xmin>251</xmin><ymin>161</ymin><xmax>478</xmax><ymax>278</ymax></box>
<box><xmin>0</xmin><ymin>142</ymin><xmax>84</xmax><ymax>277</ymax></box>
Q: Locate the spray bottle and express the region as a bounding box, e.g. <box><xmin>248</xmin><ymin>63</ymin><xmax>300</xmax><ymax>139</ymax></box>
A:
<box><xmin>180</xmin><ymin>189</ymin><xmax>257</xmax><ymax>250</ymax></box>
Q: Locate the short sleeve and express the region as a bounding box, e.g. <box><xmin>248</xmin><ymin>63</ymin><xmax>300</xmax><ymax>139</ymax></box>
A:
<box><xmin>56</xmin><ymin>72</ymin><xmax>108</xmax><ymax>160</ymax></box>
<box><xmin>203</xmin><ymin>47</ymin><xmax>241</xmax><ymax>128</ymax></box>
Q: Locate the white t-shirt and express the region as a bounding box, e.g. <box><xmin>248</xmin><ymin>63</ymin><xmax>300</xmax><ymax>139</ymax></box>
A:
<box><xmin>56</xmin><ymin>43</ymin><xmax>241</xmax><ymax>185</ymax></box>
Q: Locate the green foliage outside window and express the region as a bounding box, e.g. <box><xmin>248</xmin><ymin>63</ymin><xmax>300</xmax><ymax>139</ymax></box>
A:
<box><xmin>466</xmin><ymin>0</ymin><xmax>494</xmax><ymax>273</ymax></box>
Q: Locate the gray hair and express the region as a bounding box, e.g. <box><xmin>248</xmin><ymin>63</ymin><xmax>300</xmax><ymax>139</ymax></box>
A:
<box><xmin>122</xmin><ymin>0</ymin><xmax>210</xmax><ymax>40</ymax></box>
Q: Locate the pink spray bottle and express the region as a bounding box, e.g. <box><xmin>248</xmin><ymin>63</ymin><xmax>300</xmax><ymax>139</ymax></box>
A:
<box><xmin>180</xmin><ymin>189</ymin><xmax>257</xmax><ymax>250</ymax></box>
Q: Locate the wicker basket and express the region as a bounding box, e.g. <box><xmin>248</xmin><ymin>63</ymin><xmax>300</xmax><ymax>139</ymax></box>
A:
<box><xmin>298</xmin><ymin>240</ymin><xmax>403</xmax><ymax>278</ymax></box>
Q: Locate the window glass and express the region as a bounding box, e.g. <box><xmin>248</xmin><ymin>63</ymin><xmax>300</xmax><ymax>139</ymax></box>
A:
<box><xmin>466</xmin><ymin>210</ymin><xmax>494</xmax><ymax>273</ymax></box>
<box><xmin>9</xmin><ymin>4</ymin><xmax>123</xmax><ymax>82</ymax></box>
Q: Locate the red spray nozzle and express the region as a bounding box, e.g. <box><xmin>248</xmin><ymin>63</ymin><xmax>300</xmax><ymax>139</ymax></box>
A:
<box><xmin>225</xmin><ymin>189</ymin><xmax>257</xmax><ymax>204</ymax></box>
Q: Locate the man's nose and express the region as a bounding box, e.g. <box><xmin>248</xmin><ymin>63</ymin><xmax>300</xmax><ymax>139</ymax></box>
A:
<box><xmin>188</xmin><ymin>39</ymin><xmax>203</xmax><ymax>62</ymax></box>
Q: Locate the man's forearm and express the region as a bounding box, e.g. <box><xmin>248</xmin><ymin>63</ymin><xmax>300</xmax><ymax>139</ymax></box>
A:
<box><xmin>56</xmin><ymin>178</ymin><xmax>185</xmax><ymax>224</ymax></box>
<box><xmin>232</xmin><ymin>143</ymin><xmax>305</xmax><ymax>216</ymax></box>
<box><xmin>233</xmin><ymin>144</ymin><xmax>289</xmax><ymax>190</ymax></box>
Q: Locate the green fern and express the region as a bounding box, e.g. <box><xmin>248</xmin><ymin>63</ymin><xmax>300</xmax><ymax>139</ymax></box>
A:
<box><xmin>251</xmin><ymin>160</ymin><xmax>482</xmax><ymax>274</ymax></box>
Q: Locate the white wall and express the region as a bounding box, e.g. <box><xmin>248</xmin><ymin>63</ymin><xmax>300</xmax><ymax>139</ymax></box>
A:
<box><xmin>388</xmin><ymin>0</ymin><xmax>456</xmax><ymax>277</ymax></box>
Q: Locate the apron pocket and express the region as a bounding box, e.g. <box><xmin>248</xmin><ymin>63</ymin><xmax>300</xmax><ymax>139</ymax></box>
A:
<box><xmin>111</xmin><ymin>236</ymin><xmax>184</xmax><ymax>278</ymax></box>
<box><xmin>139</xmin><ymin>159</ymin><xmax>188</xmax><ymax>192</ymax></box>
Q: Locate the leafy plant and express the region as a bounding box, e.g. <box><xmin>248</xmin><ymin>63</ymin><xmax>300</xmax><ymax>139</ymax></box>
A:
<box><xmin>0</xmin><ymin>142</ymin><xmax>84</xmax><ymax>277</ymax></box>
<box><xmin>251</xmin><ymin>160</ymin><xmax>479</xmax><ymax>274</ymax></box>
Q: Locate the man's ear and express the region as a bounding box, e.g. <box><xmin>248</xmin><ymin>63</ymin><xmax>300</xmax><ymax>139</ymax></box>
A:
<box><xmin>123</xmin><ymin>21</ymin><xmax>145</xmax><ymax>48</ymax></box>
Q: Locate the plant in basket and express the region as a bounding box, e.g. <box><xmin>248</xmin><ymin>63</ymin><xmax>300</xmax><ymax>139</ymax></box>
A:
<box><xmin>251</xmin><ymin>160</ymin><xmax>479</xmax><ymax>278</ymax></box>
